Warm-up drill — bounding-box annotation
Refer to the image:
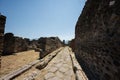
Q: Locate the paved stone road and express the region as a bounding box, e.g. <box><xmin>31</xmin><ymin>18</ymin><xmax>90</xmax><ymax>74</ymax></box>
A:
<box><xmin>35</xmin><ymin>47</ymin><xmax>76</xmax><ymax>80</ymax></box>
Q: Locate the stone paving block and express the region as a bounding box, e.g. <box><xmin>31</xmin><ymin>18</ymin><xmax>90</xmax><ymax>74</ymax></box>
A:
<box><xmin>44</xmin><ymin>73</ymin><xmax>55</xmax><ymax>80</ymax></box>
<box><xmin>48</xmin><ymin>76</ymin><xmax>62</xmax><ymax>80</ymax></box>
<box><xmin>48</xmin><ymin>67</ymin><xmax>58</xmax><ymax>73</ymax></box>
<box><xmin>64</xmin><ymin>69</ymin><xmax>74</xmax><ymax>76</ymax></box>
<box><xmin>55</xmin><ymin>63</ymin><xmax>63</xmax><ymax>68</ymax></box>
<box><xmin>63</xmin><ymin>75</ymin><xmax>72</xmax><ymax>80</ymax></box>
<box><xmin>59</xmin><ymin>67</ymin><xmax>69</xmax><ymax>73</ymax></box>
<box><xmin>55</xmin><ymin>71</ymin><xmax>64</xmax><ymax>78</ymax></box>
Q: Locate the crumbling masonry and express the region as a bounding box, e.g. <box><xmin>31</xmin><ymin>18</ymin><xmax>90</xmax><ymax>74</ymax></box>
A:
<box><xmin>0</xmin><ymin>14</ymin><xmax>6</xmax><ymax>67</ymax></box>
<box><xmin>75</xmin><ymin>0</ymin><xmax>120</xmax><ymax>80</ymax></box>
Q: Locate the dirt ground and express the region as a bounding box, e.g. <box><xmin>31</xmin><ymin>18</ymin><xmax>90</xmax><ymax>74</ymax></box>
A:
<box><xmin>0</xmin><ymin>50</ymin><xmax>39</xmax><ymax>77</ymax></box>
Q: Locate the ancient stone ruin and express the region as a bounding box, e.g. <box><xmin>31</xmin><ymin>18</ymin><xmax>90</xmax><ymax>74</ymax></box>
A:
<box><xmin>0</xmin><ymin>14</ymin><xmax>6</xmax><ymax>69</ymax></box>
<box><xmin>37</xmin><ymin>37</ymin><xmax>63</xmax><ymax>58</ymax></box>
<box><xmin>3</xmin><ymin>32</ymin><xmax>63</xmax><ymax>58</ymax></box>
<box><xmin>68</xmin><ymin>39</ymin><xmax>75</xmax><ymax>52</ymax></box>
<box><xmin>75</xmin><ymin>0</ymin><xmax>120</xmax><ymax>80</ymax></box>
<box><xmin>28</xmin><ymin>39</ymin><xmax>38</xmax><ymax>50</ymax></box>
<box><xmin>0</xmin><ymin>14</ymin><xmax>6</xmax><ymax>55</ymax></box>
<box><xmin>27</xmin><ymin>37</ymin><xmax>63</xmax><ymax>58</ymax></box>
<box><xmin>1</xmin><ymin>0</ymin><xmax>120</xmax><ymax>79</ymax></box>
<box><xmin>3</xmin><ymin>33</ymin><xmax>29</xmax><ymax>55</ymax></box>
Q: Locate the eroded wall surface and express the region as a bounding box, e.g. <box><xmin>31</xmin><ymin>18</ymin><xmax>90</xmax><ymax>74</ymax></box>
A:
<box><xmin>3</xmin><ymin>33</ymin><xmax>29</xmax><ymax>55</ymax></box>
<box><xmin>0</xmin><ymin>15</ymin><xmax>6</xmax><ymax>55</ymax></box>
<box><xmin>75</xmin><ymin>0</ymin><xmax>120</xmax><ymax>80</ymax></box>
<box><xmin>38</xmin><ymin>37</ymin><xmax>63</xmax><ymax>58</ymax></box>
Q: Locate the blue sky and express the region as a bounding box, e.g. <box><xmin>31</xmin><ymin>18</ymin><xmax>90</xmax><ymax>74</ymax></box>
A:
<box><xmin>0</xmin><ymin>0</ymin><xmax>86</xmax><ymax>40</ymax></box>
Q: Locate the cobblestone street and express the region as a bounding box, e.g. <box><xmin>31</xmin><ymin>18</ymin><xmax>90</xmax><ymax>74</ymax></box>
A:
<box><xmin>35</xmin><ymin>47</ymin><xmax>76</xmax><ymax>80</ymax></box>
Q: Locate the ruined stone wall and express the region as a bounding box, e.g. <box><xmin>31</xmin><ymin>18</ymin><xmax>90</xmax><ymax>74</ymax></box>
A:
<box><xmin>0</xmin><ymin>15</ymin><xmax>6</xmax><ymax>68</ymax></box>
<box><xmin>38</xmin><ymin>37</ymin><xmax>63</xmax><ymax>58</ymax></box>
<box><xmin>3</xmin><ymin>33</ymin><xmax>15</xmax><ymax>55</ymax></box>
<box><xmin>27</xmin><ymin>39</ymin><xmax>38</xmax><ymax>50</ymax></box>
<box><xmin>14</xmin><ymin>37</ymin><xmax>29</xmax><ymax>53</ymax></box>
<box><xmin>0</xmin><ymin>15</ymin><xmax>6</xmax><ymax>55</ymax></box>
<box><xmin>3</xmin><ymin>33</ymin><xmax>29</xmax><ymax>55</ymax></box>
<box><xmin>3</xmin><ymin>33</ymin><xmax>63</xmax><ymax>56</ymax></box>
<box><xmin>69</xmin><ymin>39</ymin><xmax>75</xmax><ymax>52</ymax></box>
<box><xmin>75</xmin><ymin>0</ymin><xmax>120</xmax><ymax>80</ymax></box>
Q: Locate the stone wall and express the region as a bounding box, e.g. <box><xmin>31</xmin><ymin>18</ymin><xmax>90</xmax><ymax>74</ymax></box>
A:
<box><xmin>3</xmin><ymin>34</ymin><xmax>63</xmax><ymax>57</ymax></box>
<box><xmin>38</xmin><ymin>37</ymin><xmax>63</xmax><ymax>58</ymax></box>
<box><xmin>68</xmin><ymin>39</ymin><xmax>75</xmax><ymax>52</ymax></box>
<box><xmin>75</xmin><ymin>0</ymin><xmax>120</xmax><ymax>80</ymax></box>
<box><xmin>0</xmin><ymin>15</ymin><xmax>6</xmax><ymax>55</ymax></box>
<box><xmin>0</xmin><ymin>14</ymin><xmax>6</xmax><ymax>68</ymax></box>
<box><xmin>3</xmin><ymin>33</ymin><xmax>29</xmax><ymax>55</ymax></box>
<box><xmin>14</xmin><ymin>37</ymin><xmax>29</xmax><ymax>53</ymax></box>
<box><xmin>28</xmin><ymin>39</ymin><xmax>38</xmax><ymax>50</ymax></box>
